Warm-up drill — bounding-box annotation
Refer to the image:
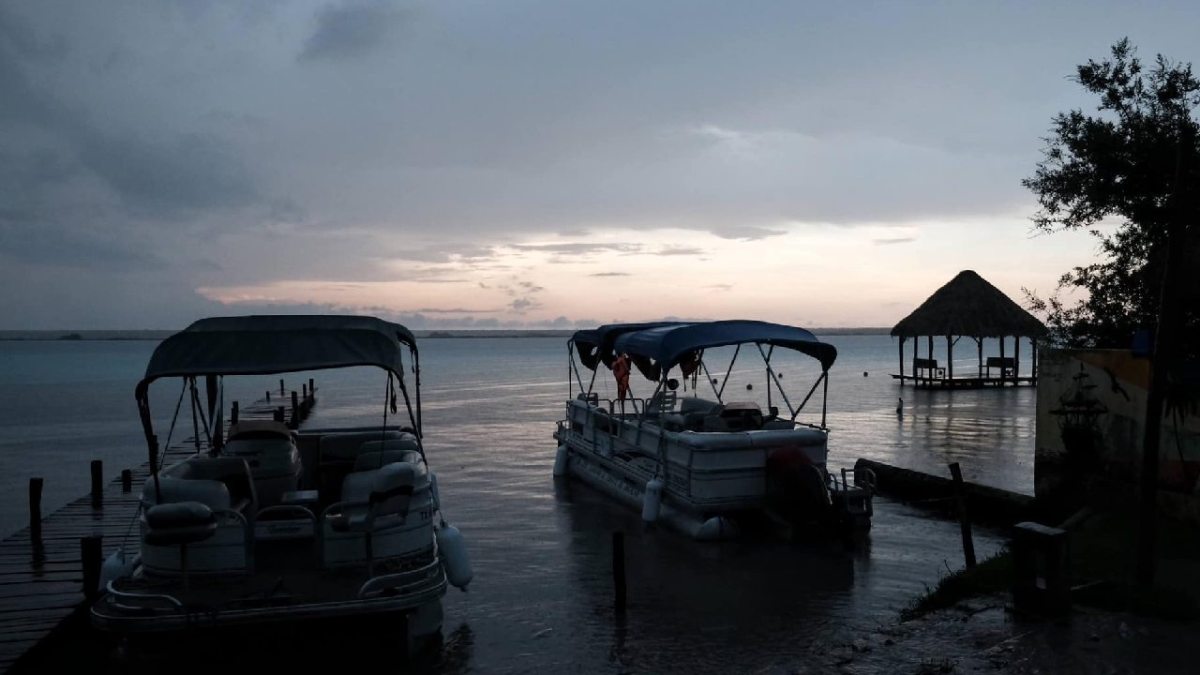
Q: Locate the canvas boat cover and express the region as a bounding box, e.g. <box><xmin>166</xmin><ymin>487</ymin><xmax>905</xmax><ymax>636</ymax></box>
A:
<box><xmin>612</xmin><ymin>320</ymin><xmax>837</xmax><ymax>377</ymax></box>
<box><xmin>571</xmin><ymin>322</ymin><xmax>684</xmax><ymax>370</ymax></box>
<box><xmin>141</xmin><ymin>315</ymin><xmax>417</xmax><ymax>385</ymax></box>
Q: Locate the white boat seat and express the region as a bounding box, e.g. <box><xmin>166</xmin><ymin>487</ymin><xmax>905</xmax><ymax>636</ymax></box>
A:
<box><xmin>359</xmin><ymin>437</ymin><xmax>420</xmax><ymax>454</ymax></box>
<box><xmin>319</xmin><ymin>430</ymin><xmax>406</xmax><ymax>461</ymax></box>
<box><xmin>329</xmin><ymin>463</ymin><xmax>417</xmax><ymax>533</ymax></box>
<box><xmin>145</xmin><ymin>477</ymin><xmax>232</xmax><ymax>511</ymax></box>
<box><xmin>144</xmin><ymin>502</ymin><xmax>218</xmax><ymax>546</ymax></box>
<box><xmin>354</xmin><ymin>449</ymin><xmax>421</xmax><ymax>471</ymax></box>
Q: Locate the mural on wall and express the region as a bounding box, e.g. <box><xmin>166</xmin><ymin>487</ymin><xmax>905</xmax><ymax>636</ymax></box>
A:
<box><xmin>1036</xmin><ymin>349</ymin><xmax>1200</xmax><ymax>514</ymax></box>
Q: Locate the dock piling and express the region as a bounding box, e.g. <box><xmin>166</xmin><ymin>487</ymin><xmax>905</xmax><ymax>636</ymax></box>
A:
<box><xmin>90</xmin><ymin>460</ymin><xmax>103</xmax><ymax>509</ymax></box>
<box><xmin>28</xmin><ymin>477</ymin><xmax>43</xmax><ymax>545</ymax></box>
<box><xmin>274</xmin><ymin>407</ymin><xmax>285</xmax><ymax>423</ymax></box>
<box><xmin>121</xmin><ymin>469</ymin><xmax>132</xmax><ymax>493</ymax></box>
<box><xmin>279</xmin><ymin>379</ymin><xmax>285</xmax><ymax>396</ymax></box>
<box><xmin>612</xmin><ymin>531</ymin><xmax>627</xmax><ymax>614</ymax></box>
<box><xmin>231</xmin><ymin>400</ymin><xmax>239</xmax><ymax>425</ymax></box>
<box><xmin>309</xmin><ymin>378</ymin><xmax>315</xmax><ymax>398</ymax></box>
<box><xmin>81</xmin><ymin>536</ymin><xmax>102</xmax><ymax>601</ymax></box>
<box><xmin>948</xmin><ymin>462</ymin><xmax>977</xmax><ymax>568</ymax></box>
<box><xmin>291</xmin><ymin>391</ymin><xmax>299</xmax><ymax>427</ymax></box>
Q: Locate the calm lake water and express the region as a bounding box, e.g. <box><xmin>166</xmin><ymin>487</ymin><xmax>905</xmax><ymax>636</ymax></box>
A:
<box><xmin>0</xmin><ymin>334</ymin><xmax>1034</xmax><ymax>673</ymax></box>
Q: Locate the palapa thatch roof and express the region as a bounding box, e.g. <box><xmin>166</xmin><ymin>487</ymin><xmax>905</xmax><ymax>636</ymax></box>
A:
<box><xmin>891</xmin><ymin>270</ymin><xmax>1048</xmax><ymax>338</ymax></box>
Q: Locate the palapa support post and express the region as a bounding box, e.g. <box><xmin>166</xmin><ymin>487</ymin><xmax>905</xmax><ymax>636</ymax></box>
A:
<box><xmin>612</xmin><ymin>531</ymin><xmax>627</xmax><ymax>614</ymax></box>
<box><xmin>1031</xmin><ymin>339</ymin><xmax>1039</xmax><ymax>383</ymax></box>
<box><xmin>999</xmin><ymin>336</ymin><xmax>1007</xmax><ymax>386</ymax></box>
<box><xmin>947</xmin><ymin>335</ymin><xmax>954</xmax><ymax>382</ymax></box>
<box><xmin>121</xmin><ymin>469</ymin><xmax>132</xmax><ymax>493</ymax></box>
<box><xmin>90</xmin><ymin>459</ymin><xmax>103</xmax><ymax>509</ymax></box>
<box><xmin>977</xmin><ymin>337</ymin><xmax>983</xmax><ymax>377</ymax></box>
<box><xmin>29</xmin><ymin>477</ymin><xmax>43</xmax><ymax>546</ymax></box>
<box><xmin>81</xmin><ymin>536</ymin><xmax>103</xmax><ymax>601</ymax></box>
<box><xmin>926</xmin><ymin>335</ymin><xmax>933</xmax><ymax>385</ymax></box>
<box><xmin>948</xmin><ymin>463</ymin><xmax>976</xmax><ymax>568</ymax></box>
<box><xmin>898</xmin><ymin>337</ymin><xmax>905</xmax><ymax>384</ymax></box>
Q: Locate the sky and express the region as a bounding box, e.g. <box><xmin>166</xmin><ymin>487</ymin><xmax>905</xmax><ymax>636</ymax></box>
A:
<box><xmin>1</xmin><ymin>1</ymin><xmax>1197</xmax><ymax>330</ymax></box>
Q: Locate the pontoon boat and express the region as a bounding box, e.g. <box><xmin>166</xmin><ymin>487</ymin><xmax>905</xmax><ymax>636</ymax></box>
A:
<box><xmin>553</xmin><ymin>320</ymin><xmax>873</xmax><ymax>540</ymax></box>
<box><xmin>91</xmin><ymin>315</ymin><xmax>471</xmax><ymax>651</ymax></box>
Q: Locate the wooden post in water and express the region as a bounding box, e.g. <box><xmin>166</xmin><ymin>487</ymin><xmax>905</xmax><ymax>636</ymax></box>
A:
<box><xmin>291</xmin><ymin>391</ymin><xmax>299</xmax><ymax>427</ymax></box>
<box><xmin>231</xmin><ymin>400</ymin><xmax>239</xmax><ymax>425</ymax></box>
<box><xmin>90</xmin><ymin>460</ymin><xmax>103</xmax><ymax>509</ymax></box>
<box><xmin>121</xmin><ymin>469</ymin><xmax>132</xmax><ymax>493</ymax></box>
<box><xmin>279</xmin><ymin>379</ymin><xmax>286</xmax><ymax>396</ymax></box>
<box><xmin>302</xmin><ymin>383</ymin><xmax>307</xmax><ymax>399</ymax></box>
<box><xmin>612</xmin><ymin>531</ymin><xmax>627</xmax><ymax>614</ymax></box>
<box><xmin>29</xmin><ymin>478</ymin><xmax>43</xmax><ymax>546</ymax></box>
<box><xmin>309</xmin><ymin>378</ymin><xmax>315</xmax><ymax>398</ymax></box>
<box><xmin>274</xmin><ymin>407</ymin><xmax>285</xmax><ymax>423</ymax></box>
<box><xmin>81</xmin><ymin>536</ymin><xmax>102</xmax><ymax>601</ymax></box>
<box><xmin>948</xmin><ymin>463</ymin><xmax>976</xmax><ymax>568</ymax></box>
<box><xmin>266</xmin><ymin>390</ymin><xmax>271</xmax><ymax>403</ymax></box>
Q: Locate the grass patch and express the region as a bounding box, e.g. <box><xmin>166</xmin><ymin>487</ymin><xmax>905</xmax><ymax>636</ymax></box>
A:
<box><xmin>901</xmin><ymin>508</ymin><xmax>1200</xmax><ymax>622</ymax></box>
<box><xmin>901</xmin><ymin>548</ymin><xmax>1013</xmax><ymax>621</ymax></box>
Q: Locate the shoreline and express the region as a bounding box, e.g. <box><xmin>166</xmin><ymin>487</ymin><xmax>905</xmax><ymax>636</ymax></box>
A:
<box><xmin>0</xmin><ymin>326</ymin><xmax>895</xmax><ymax>341</ymax></box>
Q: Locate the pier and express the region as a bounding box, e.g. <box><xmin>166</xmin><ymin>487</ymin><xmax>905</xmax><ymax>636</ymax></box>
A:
<box><xmin>0</xmin><ymin>380</ymin><xmax>317</xmax><ymax>673</ymax></box>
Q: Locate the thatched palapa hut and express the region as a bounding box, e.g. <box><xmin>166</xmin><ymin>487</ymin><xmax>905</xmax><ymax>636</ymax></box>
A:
<box><xmin>891</xmin><ymin>270</ymin><xmax>1048</xmax><ymax>388</ymax></box>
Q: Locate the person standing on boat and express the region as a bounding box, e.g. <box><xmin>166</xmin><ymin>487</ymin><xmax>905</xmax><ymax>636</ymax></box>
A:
<box><xmin>613</xmin><ymin>352</ymin><xmax>632</xmax><ymax>407</ymax></box>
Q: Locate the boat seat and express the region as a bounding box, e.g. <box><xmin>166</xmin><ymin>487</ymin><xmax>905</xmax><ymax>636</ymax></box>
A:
<box><xmin>354</xmin><ymin>449</ymin><xmax>421</xmax><ymax>471</ymax></box>
<box><xmin>143</xmin><ymin>502</ymin><xmax>218</xmax><ymax>546</ymax></box>
<box><xmin>319</xmin><ymin>430</ymin><xmax>406</xmax><ymax>461</ymax></box>
<box><xmin>680</xmin><ymin>397</ymin><xmax>721</xmax><ymax>416</ymax></box>
<box><xmin>328</xmin><ymin>463</ymin><xmax>417</xmax><ymax>533</ymax></box>
<box><xmin>145</xmin><ymin>457</ymin><xmax>257</xmax><ymax>515</ymax></box>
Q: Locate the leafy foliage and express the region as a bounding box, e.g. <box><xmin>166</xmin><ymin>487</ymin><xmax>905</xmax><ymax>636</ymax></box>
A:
<box><xmin>1023</xmin><ymin>40</ymin><xmax>1200</xmax><ymax>355</ymax></box>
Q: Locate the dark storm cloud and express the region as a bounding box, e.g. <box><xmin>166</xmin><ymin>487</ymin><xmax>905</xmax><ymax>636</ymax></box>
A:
<box><xmin>299</xmin><ymin>2</ymin><xmax>408</xmax><ymax>61</ymax></box>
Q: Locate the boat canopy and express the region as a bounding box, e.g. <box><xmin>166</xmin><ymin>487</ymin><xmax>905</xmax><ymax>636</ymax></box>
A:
<box><xmin>613</xmin><ymin>320</ymin><xmax>837</xmax><ymax>377</ymax></box>
<box><xmin>139</xmin><ymin>315</ymin><xmax>418</xmax><ymax>388</ymax></box>
<box><xmin>571</xmin><ymin>322</ymin><xmax>684</xmax><ymax>370</ymax></box>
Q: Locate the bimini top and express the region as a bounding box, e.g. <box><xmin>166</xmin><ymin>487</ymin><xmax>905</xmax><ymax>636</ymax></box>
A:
<box><xmin>613</xmin><ymin>320</ymin><xmax>838</xmax><ymax>376</ymax></box>
<box><xmin>141</xmin><ymin>315</ymin><xmax>417</xmax><ymax>385</ymax></box>
<box><xmin>571</xmin><ymin>322</ymin><xmax>684</xmax><ymax>370</ymax></box>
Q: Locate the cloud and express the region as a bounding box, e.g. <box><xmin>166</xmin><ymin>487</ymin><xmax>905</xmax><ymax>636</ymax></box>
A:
<box><xmin>710</xmin><ymin>225</ymin><xmax>787</xmax><ymax>241</ymax></box>
<box><xmin>509</xmin><ymin>297</ymin><xmax>541</xmax><ymax>313</ymax></box>
<box><xmin>873</xmin><ymin>236</ymin><xmax>917</xmax><ymax>245</ymax></box>
<box><xmin>656</xmin><ymin>245</ymin><xmax>704</xmax><ymax>256</ymax></box>
<box><xmin>588</xmin><ymin>272</ymin><xmax>630</xmax><ymax>277</ymax></box>
<box><xmin>508</xmin><ymin>242</ymin><xmax>643</xmax><ymax>255</ymax></box>
<box><xmin>299</xmin><ymin>2</ymin><xmax>408</xmax><ymax>62</ymax></box>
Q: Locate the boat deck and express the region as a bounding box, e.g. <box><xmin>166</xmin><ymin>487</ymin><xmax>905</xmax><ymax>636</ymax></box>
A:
<box><xmin>0</xmin><ymin>383</ymin><xmax>316</xmax><ymax>673</ymax></box>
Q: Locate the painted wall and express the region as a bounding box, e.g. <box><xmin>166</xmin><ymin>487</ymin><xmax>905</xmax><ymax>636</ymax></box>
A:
<box><xmin>1035</xmin><ymin>349</ymin><xmax>1200</xmax><ymax>519</ymax></box>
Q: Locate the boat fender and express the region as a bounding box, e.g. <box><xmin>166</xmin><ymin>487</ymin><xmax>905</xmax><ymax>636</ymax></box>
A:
<box><xmin>641</xmin><ymin>478</ymin><xmax>664</xmax><ymax>523</ymax></box>
<box><xmin>553</xmin><ymin>444</ymin><xmax>570</xmax><ymax>477</ymax></box>
<box><xmin>696</xmin><ymin>516</ymin><xmax>739</xmax><ymax>541</ymax></box>
<box><xmin>437</xmin><ymin>524</ymin><xmax>473</xmax><ymax>590</ymax></box>
<box><xmin>98</xmin><ymin>547</ymin><xmax>136</xmax><ymax>592</ymax></box>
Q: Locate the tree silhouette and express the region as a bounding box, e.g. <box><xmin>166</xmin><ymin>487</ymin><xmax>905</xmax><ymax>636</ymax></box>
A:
<box><xmin>1023</xmin><ymin>39</ymin><xmax>1199</xmax><ymax>357</ymax></box>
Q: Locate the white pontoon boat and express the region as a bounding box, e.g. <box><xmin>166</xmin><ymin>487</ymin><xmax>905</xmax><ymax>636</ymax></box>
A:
<box><xmin>91</xmin><ymin>316</ymin><xmax>471</xmax><ymax>650</ymax></box>
<box><xmin>553</xmin><ymin>320</ymin><xmax>873</xmax><ymax>540</ymax></box>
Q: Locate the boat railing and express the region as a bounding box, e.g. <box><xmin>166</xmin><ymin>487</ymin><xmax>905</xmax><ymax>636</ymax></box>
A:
<box><xmin>357</xmin><ymin>557</ymin><xmax>445</xmax><ymax>599</ymax></box>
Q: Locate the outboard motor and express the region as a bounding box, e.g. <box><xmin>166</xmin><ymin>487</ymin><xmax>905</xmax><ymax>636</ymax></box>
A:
<box><xmin>765</xmin><ymin>448</ymin><xmax>831</xmax><ymax>527</ymax></box>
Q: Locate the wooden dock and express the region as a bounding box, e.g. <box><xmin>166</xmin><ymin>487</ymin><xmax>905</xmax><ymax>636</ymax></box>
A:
<box><xmin>0</xmin><ymin>380</ymin><xmax>317</xmax><ymax>673</ymax></box>
<box><xmin>889</xmin><ymin>373</ymin><xmax>1037</xmax><ymax>389</ymax></box>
